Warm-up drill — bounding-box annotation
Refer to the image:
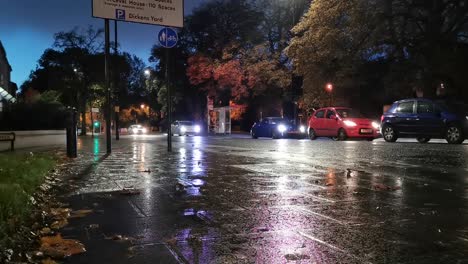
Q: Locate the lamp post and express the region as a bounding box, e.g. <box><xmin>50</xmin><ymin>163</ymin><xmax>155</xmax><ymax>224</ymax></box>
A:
<box><xmin>326</xmin><ymin>83</ymin><xmax>333</xmax><ymax>106</ymax></box>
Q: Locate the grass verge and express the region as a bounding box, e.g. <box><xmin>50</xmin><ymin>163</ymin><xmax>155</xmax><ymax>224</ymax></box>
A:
<box><xmin>0</xmin><ymin>152</ymin><xmax>56</xmax><ymax>246</ymax></box>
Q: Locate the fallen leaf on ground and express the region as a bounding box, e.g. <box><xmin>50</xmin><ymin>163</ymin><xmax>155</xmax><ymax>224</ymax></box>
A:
<box><xmin>50</xmin><ymin>219</ymin><xmax>68</xmax><ymax>230</ymax></box>
<box><xmin>49</xmin><ymin>208</ymin><xmax>71</xmax><ymax>219</ymax></box>
<box><xmin>325</xmin><ymin>181</ymin><xmax>334</xmax><ymax>186</ymax></box>
<box><xmin>69</xmin><ymin>209</ymin><xmax>93</xmax><ymax>219</ymax></box>
<box><xmin>42</xmin><ymin>258</ymin><xmax>58</xmax><ymax>264</ymax></box>
<box><xmin>40</xmin><ymin>227</ymin><xmax>52</xmax><ymax>235</ymax></box>
<box><xmin>40</xmin><ymin>234</ymin><xmax>86</xmax><ymax>258</ymax></box>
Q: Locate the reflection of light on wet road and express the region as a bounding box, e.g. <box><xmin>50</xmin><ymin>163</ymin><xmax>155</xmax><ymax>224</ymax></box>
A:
<box><xmin>192</xmin><ymin>179</ymin><xmax>205</xmax><ymax>186</ymax></box>
<box><xmin>93</xmin><ymin>138</ymin><xmax>100</xmax><ymax>161</ymax></box>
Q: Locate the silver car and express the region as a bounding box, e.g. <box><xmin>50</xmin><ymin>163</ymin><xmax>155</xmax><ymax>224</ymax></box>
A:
<box><xmin>128</xmin><ymin>124</ymin><xmax>147</xmax><ymax>135</ymax></box>
<box><xmin>171</xmin><ymin>121</ymin><xmax>202</xmax><ymax>136</ymax></box>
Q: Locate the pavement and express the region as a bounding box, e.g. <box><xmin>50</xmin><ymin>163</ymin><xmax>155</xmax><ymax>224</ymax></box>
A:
<box><xmin>0</xmin><ymin>130</ymin><xmax>66</xmax><ymax>152</ymax></box>
<box><xmin>52</xmin><ymin>134</ymin><xmax>468</xmax><ymax>263</ymax></box>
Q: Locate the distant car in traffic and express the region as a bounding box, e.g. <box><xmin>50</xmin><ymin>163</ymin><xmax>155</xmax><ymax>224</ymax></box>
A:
<box><xmin>381</xmin><ymin>98</ymin><xmax>468</xmax><ymax>144</ymax></box>
<box><xmin>250</xmin><ymin>117</ymin><xmax>307</xmax><ymax>139</ymax></box>
<box><xmin>128</xmin><ymin>124</ymin><xmax>147</xmax><ymax>135</ymax></box>
<box><xmin>308</xmin><ymin>107</ymin><xmax>380</xmax><ymax>141</ymax></box>
<box><xmin>171</xmin><ymin>121</ymin><xmax>202</xmax><ymax>136</ymax></box>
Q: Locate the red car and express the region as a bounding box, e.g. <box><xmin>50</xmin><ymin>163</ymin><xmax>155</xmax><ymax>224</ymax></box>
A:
<box><xmin>308</xmin><ymin>107</ymin><xmax>380</xmax><ymax>141</ymax></box>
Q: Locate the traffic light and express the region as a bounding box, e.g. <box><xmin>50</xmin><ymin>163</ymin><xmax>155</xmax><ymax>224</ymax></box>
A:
<box><xmin>94</xmin><ymin>121</ymin><xmax>100</xmax><ymax>127</ymax></box>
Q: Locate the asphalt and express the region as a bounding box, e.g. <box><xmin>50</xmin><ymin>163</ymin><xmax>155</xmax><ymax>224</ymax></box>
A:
<box><xmin>54</xmin><ymin>134</ymin><xmax>468</xmax><ymax>263</ymax></box>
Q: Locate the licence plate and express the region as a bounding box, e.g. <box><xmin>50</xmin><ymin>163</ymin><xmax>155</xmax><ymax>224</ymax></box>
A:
<box><xmin>360</xmin><ymin>129</ymin><xmax>373</xmax><ymax>134</ymax></box>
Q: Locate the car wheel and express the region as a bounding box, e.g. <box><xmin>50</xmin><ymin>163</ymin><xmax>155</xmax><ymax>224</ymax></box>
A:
<box><xmin>251</xmin><ymin>131</ymin><xmax>258</xmax><ymax>139</ymax></box>
<box><xmin>309</xmin><ymin>128</ymin><xmax>317</xmax><ymax>140</ymax></box>
<box><xmin>446</xmin><ymin>125</ymin><xmax>464</xmax><ymax>144</ymax></box>
<box><xmin>417</xmin><ymin>137</ymin><xmax>430</xmax><ymax>143</ymax></box>
<box><xmin>382</xmin><ymin>125</ymin><xmax>398</xmax><ymax>142</ymax></box>
<box><xmin>272</xmin><ymin>131</ymin><xmax>279</xmax><ymax>139</ymax></box>
<box><xmin>333</xmin><ymin>128</ymin><xmax>347</xmax><ymax>141</ymax></box>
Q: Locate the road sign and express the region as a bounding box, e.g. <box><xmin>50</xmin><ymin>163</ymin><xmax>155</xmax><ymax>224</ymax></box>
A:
<box><xmin>92</xmin><ymin>108</ymin><xmax>100</xmax><ymax>113</ymax></box>
<box><xmin>158</xmin><ymin>27</ymin><xmax>178</xmax><ymax>48</ymax></box>
<box><xmin>92</xmin><ymin>0</ymin><xmax>184</xmax><ymax>28</ymax></box>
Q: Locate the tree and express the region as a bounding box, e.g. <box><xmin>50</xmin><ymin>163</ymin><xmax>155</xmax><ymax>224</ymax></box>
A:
<box><xmin>21</xmin><ymin>26</ymin><xmax>148</xmax><ymax>134</ymax></box>
<box><xmin>286</xmin><ymin>0</ymin><xmax>468</xmax><ymax>110</ymax></box>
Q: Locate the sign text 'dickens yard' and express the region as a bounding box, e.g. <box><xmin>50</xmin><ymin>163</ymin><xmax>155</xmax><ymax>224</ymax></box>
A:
<box><xmin>93</xmin><ymin>0</ymin><xmax>183</xmax><ymax>28</ymax></box>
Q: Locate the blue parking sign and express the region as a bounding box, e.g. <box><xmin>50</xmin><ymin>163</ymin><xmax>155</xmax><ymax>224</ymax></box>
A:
<box><xmin>158</xmin><ymin>27</ymin><xmax>178</xmax><ymax>48</ymax></box>
<box><xmin>116</xmin><ymin>9</ymin><xmax>125</xmax><ymax>20</ymax></box>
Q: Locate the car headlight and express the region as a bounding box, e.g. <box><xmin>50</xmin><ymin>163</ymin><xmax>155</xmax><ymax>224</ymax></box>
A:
<box><xmin>142</xmin><ymin>128</ymin><xmax>147</xmax><ymax>133</ymax></box>
<box><xmin>180</xmin><ymin>126</ymin><xmax>187</xmax><ymax>133</ymax></box>
<box><xmin>343</xmin><ymin>121</ymin><xmax>357</xmax><ymax>127</ymax></box>
<box><xmin>132</xmin><ymin>128</ymin><xmax>138</xmax><ymax>133</ymax></box>
<box><xmin>299</xmin><ymin>126</ymin><xmax>306</xmax><ymax>133</ymax></box>
<box><xmin>194</xmin><ymin>125</ymin><xmax>201</xmax><ymax>133</ymax></box>
<box><xmin>371</xmin><ymin>122</ymin><xmax>380</xmax><ymax>129</ymax></box>
<box><xmin>466</xmin><ymin>116</ymin><xmax>468</xmax><ymax>121</ymax></box>
<box><xmin>277</xmin><ymin>124</ymin><xmax>287</xmax><ymax>133</ymax></box>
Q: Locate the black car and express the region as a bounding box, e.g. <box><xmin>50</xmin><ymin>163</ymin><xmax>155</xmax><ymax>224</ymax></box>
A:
<box><xmin>250</xmin><ymin>117</ymin><xmax>307</xmax><ymax>139</ymax></box>
<box><xmin>381</xmin><ymin>99</ymin><xmax>468</xmax><ymax>144</ymax></box>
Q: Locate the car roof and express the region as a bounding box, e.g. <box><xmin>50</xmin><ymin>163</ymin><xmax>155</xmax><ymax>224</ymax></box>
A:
<box><xmin>394</xmin><ymin>98</ymin><xmax>432</xmax><ymax>104</ymax></box>
<box><xmin>315</xmin><ymin>107</ymin><xmax>351</xmax><ymax>111</ymax></box>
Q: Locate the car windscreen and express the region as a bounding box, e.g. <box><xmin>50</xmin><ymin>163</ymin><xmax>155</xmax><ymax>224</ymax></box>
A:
<box><xmin>269</xmin><ymin>118</ymin><xmax>288</xmax><ymax>124</ymax></box>
<box><xmin>336</xmin><ymin>109</ymin><xmax>363</xmax><ymax>118</ymax></box>
<box><xmin>179</xmin><ymin>121</ymin><xmax>194</xmax><ymax>126</ymax></box>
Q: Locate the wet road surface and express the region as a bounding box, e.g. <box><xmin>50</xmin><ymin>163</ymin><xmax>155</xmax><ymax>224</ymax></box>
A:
<box><xmin>58</xmin><ymin>135</ymin><xmax>468</xmax><ymax>263</ymax></box>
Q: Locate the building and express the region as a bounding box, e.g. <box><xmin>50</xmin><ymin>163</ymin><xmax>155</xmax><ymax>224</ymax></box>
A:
<box><xmin>0</xmin><ymin>40</ymin><xmax>16</xmax><ymax>114</ymax></box>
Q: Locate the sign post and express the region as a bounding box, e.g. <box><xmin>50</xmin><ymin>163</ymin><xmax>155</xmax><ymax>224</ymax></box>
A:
<box><xmin>93</xmin><ymin>0</ymin><xmax>184</xmax><ymax>28</ymax></box>
<box><xmin>158</xmin><ymin>27</ymin><xmax>178</xmax><ymax>152</ymax></box>
<box><xmin>105</xmin><ymin>19</ymin><xmax>112</xmax><ymax>154</ymax></box>
<box><xmin>92</xmin><ymin>0</ymin><xmax>183</xmax><ymax>153</ymax></box>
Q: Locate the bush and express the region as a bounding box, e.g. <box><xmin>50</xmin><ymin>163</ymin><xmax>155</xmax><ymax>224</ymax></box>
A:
<box><xmin>0</xmin><ymin>102</ymin><xmax>67</xmax><ymax>131</ymax></box>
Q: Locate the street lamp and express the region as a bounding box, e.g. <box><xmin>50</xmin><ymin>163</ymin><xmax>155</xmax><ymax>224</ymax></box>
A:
<box><xmin>140</xmin><ymin>104</ymin><xmax>145</xmax><ymax>109</ymax></box>
<box><xmin>144</xmin><ymin>69</ymin><xmax>151</xmax><ymax>77</ymax></box>
<box><xmin>325</xmin><ymin>83</ymin><xmax>333</xmax><ymax>106</ymax></box>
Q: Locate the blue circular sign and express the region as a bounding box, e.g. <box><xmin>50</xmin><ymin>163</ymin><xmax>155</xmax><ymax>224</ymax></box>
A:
<box><xmin>158</xmin><ymin>27</ymin><xmax>178</xmax><ymax>48</ymax></box>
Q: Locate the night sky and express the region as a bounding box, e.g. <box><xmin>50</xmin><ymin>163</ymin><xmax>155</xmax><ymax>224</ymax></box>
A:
<box><xmin>0</xmin><ymin>0</ymin><xmax>205</xmax><ymax>87</ymax></box>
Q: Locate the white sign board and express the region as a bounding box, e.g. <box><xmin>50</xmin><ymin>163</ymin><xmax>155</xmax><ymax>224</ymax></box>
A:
<box><xmin>92</xmin><ymin>108</ymin><xmax>100</xmax><ymax>113</ymax></box>
<box><xmin>92</xmin><ymin>0</ymin><xmax>184</xmax><ymax>28</ymax></box>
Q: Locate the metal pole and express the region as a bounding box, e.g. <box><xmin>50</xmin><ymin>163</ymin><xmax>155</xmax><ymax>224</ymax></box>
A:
<box><xmin>114</xmin><ymin>20</ymin><xmax>120</xmax><ymax>141</ymax></box>
<box><xmin>90</xmin><ymin>103</ymin><xmax>94</xmax><ymax>138</ymax></box>
<box><xmin>166</xmin><ymin>48</ymin><xmax>172</xmax><ymax>152</ymax></box>
<box><xmin>105</xmin><ymin>19</ymin><xmax>112</xmax><ymax>154</ymax></box>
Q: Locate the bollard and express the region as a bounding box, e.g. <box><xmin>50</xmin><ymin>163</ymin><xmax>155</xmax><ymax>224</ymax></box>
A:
<box><xmin>66</xmin><ymin>108</ymin><xmax>78</xmax><ymax>158</ymax></box>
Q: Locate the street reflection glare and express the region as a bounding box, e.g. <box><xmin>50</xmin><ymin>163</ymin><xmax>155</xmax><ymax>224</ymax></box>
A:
<box><xmin>93</xmin><ymin>138</ymin><xmax>100</xmax><ymax>161</ymax></box>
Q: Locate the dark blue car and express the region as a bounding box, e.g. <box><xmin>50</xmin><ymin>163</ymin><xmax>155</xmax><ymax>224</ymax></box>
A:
<box><xmin>381</xmin><ymin>99</ymin><xmax>468</xmax><ymax>144</ymax></box>
<box><xmin>250</xmin><ymin>117</ymin><xmax>307</xmax><ymax>139</ymax></box>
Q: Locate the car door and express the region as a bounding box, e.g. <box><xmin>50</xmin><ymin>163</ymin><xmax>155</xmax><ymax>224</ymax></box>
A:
<box><xmin>311</xmin><ymin>110</ymin><xmax>326</xmax><ymax>136</ymax></box>
<box><xmin>393</xmin><ymin>101</ymin><xmax>417</xmax><ymax>134</ymax></box>
<box><xmin>255</xmin><ymin>119</ymin><xmax>269</xmax><ymax>137</ymax></box>
<box><xmin>416</xmin><ymin>101</ymin><xmax>445</xmax><ymax>136</ymax></box>
<box><xmin>323</xmin><ymin>109</ymin><xmax>339</xmax><ymax>136</ymax></box>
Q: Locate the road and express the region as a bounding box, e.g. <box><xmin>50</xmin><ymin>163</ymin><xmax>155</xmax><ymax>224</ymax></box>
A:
<box><xmin>57</xmin><ymin>134</ymin><xmax>468</xmax><ymax>264</ymax></box>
